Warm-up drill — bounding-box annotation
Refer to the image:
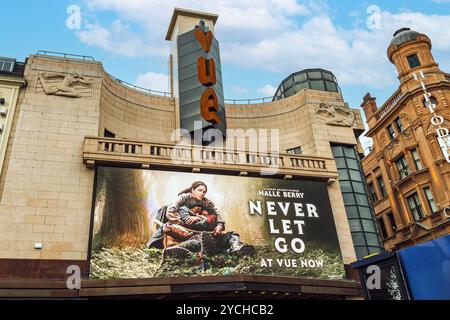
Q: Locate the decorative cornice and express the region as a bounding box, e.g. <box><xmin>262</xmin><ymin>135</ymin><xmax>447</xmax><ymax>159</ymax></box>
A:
<box><xmin>366</xmin><ymin>80</ymin><xmax>450</xmax><ymax>136</ymax></box>
<box><xmin>0</xmin><ymin>76</ymin><xmax>26</xmax><ymax>87</ymax></box>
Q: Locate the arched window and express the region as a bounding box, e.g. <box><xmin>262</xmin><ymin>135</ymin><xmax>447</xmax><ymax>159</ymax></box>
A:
<box><xmin>423</xmin><ymin>96</ymin><xmax>438</xmax><ymax>110</ymax></box>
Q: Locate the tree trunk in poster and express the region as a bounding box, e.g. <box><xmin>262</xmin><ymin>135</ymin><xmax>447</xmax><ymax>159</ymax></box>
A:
<box><xmin>94</xmin><ymin>169</ymin><xmax>149</xmax><ymax>250</ymax></box>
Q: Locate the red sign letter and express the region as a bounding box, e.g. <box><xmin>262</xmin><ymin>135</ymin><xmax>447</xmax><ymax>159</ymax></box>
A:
<box><xmin>200</xmin><ymin>88</ymin><xmax>221</xmax><ymax>124</ymax></box>
<box><xmin>197</xmin><ymin>57</ymin><xmax>217</xmax><ymax>86</ymax></box>
<box><xmin>195</xmin><ymin>27</ymin><xmax>213</xmax><ymax>53</ymax></box>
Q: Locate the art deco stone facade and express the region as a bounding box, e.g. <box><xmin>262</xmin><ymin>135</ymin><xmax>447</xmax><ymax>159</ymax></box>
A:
<box><xmin>0</xmin><ymin>52</ymin><xmax>365</xmax><ymax>265</ymax></box>
<box><xmin>0</xmin><ymin>10</ymin><xmax>372</xmax><ymax>281</ymax></box>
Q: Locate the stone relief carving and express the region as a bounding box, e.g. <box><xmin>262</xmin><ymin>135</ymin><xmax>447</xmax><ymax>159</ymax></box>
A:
<box><xmin>38</xmin><ymin>72</ymin><xmax>92</xmax><ymax>98</ymax></box>
<box><xmin>400</xmin><ymin>113</ymin><xmax>411</xmax><ymax>126</ymax></box>
<box><xmin>402</xmin><ymin>127</ymin><xmax>413</xmax><ymax>138</ymax></box>
<box><xmin>391</xmin><ymin>142</ymin><xmax>402</xmax><ymax>156</ymax></box>
<box><xmin>379</xmin><ymin>132</ymin><xmax>387</xmax><ymax>147</ymax></box>
<box><xmin>316</xmin><ymin>103</ymin><xmax>355</xmax><ymax>127</ymax></box>
<box><xmin>387</xmin><ymin>137</ymin><xmax>399</xmax><ymax>150</ymax></box>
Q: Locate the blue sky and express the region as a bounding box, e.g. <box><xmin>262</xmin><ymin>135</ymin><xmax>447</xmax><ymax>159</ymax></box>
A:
<box><xmin>3</xmin><ymin>1</ymin><xmax>450</xmax><ymax>149</ymax></box>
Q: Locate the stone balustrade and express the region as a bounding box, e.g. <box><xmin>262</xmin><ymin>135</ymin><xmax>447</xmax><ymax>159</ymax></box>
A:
<box><xmin>83</xmin><ymin>136</ymin><xmax>338</xmax><ymax>180</ymax></box>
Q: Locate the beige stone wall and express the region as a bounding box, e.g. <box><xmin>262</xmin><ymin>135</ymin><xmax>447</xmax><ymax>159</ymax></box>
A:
<box><xmin>0</xmin><ymin>55</ymin><xmax>102</xmax><ymax>260</ymax></box>
<box><xmin>99</xmin><ymin>71</ymin><xmax>176</xmax><ymax>143</ymax></box>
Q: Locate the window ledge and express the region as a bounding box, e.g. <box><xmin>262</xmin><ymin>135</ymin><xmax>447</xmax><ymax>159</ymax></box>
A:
<box><xmin>381</xmin><ymin>234</ymin><xmax>396</xmax><ymax>241</ymax></box>
<box><xmin>393</xmin><ymin>167</ymin><xmax>429</xmax><ymax>188</ymax></box>
<box><xmin>373</xmin><ymin>196</ymin><xmax>389</xmax><ymax>206</ymax></box>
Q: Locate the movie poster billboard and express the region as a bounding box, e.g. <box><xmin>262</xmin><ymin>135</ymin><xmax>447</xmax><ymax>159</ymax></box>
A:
<box><xmin>89</xmin><ymin>167</ymin><xmax>345</xmax><ymax>280</ymax></box>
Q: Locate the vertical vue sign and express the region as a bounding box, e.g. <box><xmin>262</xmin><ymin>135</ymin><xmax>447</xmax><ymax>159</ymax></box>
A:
<box><xmin>177</xmin><ymin>21</ymin><xmax>227</xmax><ymax>137</ymax></box>
<box><xmin>196</xmin><ymin>26</ymin><xmax>220</xmax><ymax>124</ymax></box>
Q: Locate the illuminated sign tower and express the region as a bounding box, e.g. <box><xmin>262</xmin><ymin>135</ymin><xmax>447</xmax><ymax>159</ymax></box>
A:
<box><xmin>166</xmin><ymin>8</ymin><xmax>227</xmax><ymax>142</ymax></box>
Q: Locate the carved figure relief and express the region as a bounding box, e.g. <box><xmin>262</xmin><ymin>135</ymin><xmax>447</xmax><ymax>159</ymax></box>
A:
<box><xmin>400</xmin><ymin>113</ymin><xmax>411</xmax><ymax>127</ymax></box>
<box><xmin>379</xmin><ymin>132</ymin><xmax>387</xmax><ymax>147</ymax></box>
<box><xmin>316</xmin><ymin>103</ymin><xmax>355</xmax><ymax>127</ymax></box>
<box><xmin>390</xmin><ymin>142</ymin><xmax>402</xmax><ymax>157</ymax></box>
<box><xmin>38</xmin><ymin>72</ymin><xmax>92</xmax><ymax>98</ymax></box>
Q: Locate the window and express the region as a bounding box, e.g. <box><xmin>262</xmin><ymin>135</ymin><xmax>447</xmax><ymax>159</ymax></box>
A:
<box><xmin>307</xmin><ymin>71</ymin><xmax>322</xmax><ymax>79</ymax></box>
<box><xmin>423</xmin><ymin>187</ymin><xmax>438</xmax><ymax>214</ymax></box>
<box><xmin>437</xmin><ymin>134</ymin><xmax>450</xmax><ymax>158</ymax></box>
<box><xmin>286</xmin><ymin>146</ymin><xmax>302</xmax><ymax>155</ymax></box>
<box><xmin>387</xmin><ymin>212</ymin><xmax>397</xmax><ymax>232</ymax></box>
<box><xmin>294</xmin><ymin>73</ymin><xmax>307</xmax><ymax>83</ymax></box>
<box><xmin>354</xmin><ymin>246</ymin><xmax>369</xmax><ymax>259</ymax></box>
<box><xmin>283</xmin><ymin>86</ymin><xmax>295</xmax><ymax>97</ymax></box>
<box><xmin>365</xmin><ymin>232</ymin><xmax>382</xmax><ymax>247</ymax></box>
<box><xmin>352</xmin><ymin>181</ymin><xmax>366</xmax><ymax>194</ymax></box>
<box><xmin>377</xmin><ymin>176</ymin><xmax>387</xmax><ymax>198</ymax></box>
<box><xmin>407</xmin><ymin>192</ymin><xmax>424</xmax><ymax>221</ymax></box>
<box><xmin>295</xmin><ymin>82</ymin><xmax>310</xmax><ymax>91</ymax></box>
<box><xmin>423</xmin><ymin>96</ymin><xmax>438</xmax><ymax>110</ymax></box>
<box><xmin>275</xmin><ymin>90</ymin><xmax>282</xmax><ymax>99</ymax></box>
<box><xmin>103</xmin><ymin>129</ymin><xmax>116</xmax><ymax>151</ymax></box>
<box><xmin>104</xmin><ymin>128</ymin><xmax>116</xmax><ymax>138</ymax></box>
<box><xmin>378</xmin><ymin>218</ymin><xmax>388</xmax><ymax>239</ymax></box>
<box><xmin>0</xmin><ymin>58</ymin><xmax>15</xmax><ymax>72</ymax></box>
<box><xmin>310</xmin><ymin>80</ymin><xmax>326</xmax><ymax>91</ymax></box>
<box><xmin>407</xmin><ymin>54</ymin><xmax>421</xmax><ymax>69</ymax></box>
<box><xmin>331</xmin><ymin>144</ymin><xmax>383</xmax><ymax>260</ymax></box>
<box><xmin>411</xmin><ymin>149</ymin><xmax>424</xmax><ymax>170</ymax></box>
<box><xmin>396</xmin><ymin>156</ymin><xmax>411</xmax><ymax>179</ymax></box>
<box><xmin>387</xmin><ymin>124</ymin><xmax>395</xmax><ymax>140</ymax></box>
<box><xmin>323</xmin><ymin>72</ymin><xmax>334</xmax><ymax>81</ymax></box>
<box><xmin>325</xmin><ymin>81</ymin><xmax>338</xmax><ymax>92</ymax></box>
<box><xmin>368</xmin><ymin>183</ymin><xmax>378</xmax><ymax>203</ymax></box>
<box><xmin>395</xmin><ymin>117</ymin><xmax>403</xmax><ymax>133</ymax></box>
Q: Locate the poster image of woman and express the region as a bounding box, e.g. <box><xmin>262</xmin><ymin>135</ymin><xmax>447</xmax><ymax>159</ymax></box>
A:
<box><xmin>147</xmin><ymin>181</ymin><xmax>255</xmax><ymax>259</ymax></box>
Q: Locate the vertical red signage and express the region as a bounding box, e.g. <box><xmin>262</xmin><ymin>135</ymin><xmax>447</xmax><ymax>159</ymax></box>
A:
<box><xmin>195</xmin><ymin>26</ymin><xmax>221</xmax><ymax>124</ymax></box>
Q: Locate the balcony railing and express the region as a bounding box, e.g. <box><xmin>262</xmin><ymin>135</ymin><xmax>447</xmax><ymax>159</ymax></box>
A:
<box><xmin>36</xmin><ymin>50</ymin><xmax>95</xmax><ymax>61</ymax></box>
<box><xmin>83</xmin><ymin>136</ymin><xmax>338</xmax><ymax>180</ymax></box>
<box><xmin>375</xmin><ymin>89</ymin><xmax>405</xmax><ymax>121</ymax></box>
<box><xmin>225</xmin><ymin>97</ymin><xmax>273</xmax><ymax>104</ymax></box>
<box><xmin>105</xmin><ymin>72</ymin><xmax>172</xmax><ymax>98</ymax></box>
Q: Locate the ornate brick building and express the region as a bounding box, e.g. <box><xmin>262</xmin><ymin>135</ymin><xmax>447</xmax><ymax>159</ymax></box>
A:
<box><xmin>361</xmin><ymin>28</ymin><xmax>450</xmax><ymax>252</ymax></box>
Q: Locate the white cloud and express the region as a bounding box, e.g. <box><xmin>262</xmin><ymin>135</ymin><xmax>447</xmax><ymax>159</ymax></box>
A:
<box><xmin>77</xmin><ymin>0</ymin><xmax>313</xmax><ymax>58</ymax></box>
<box><xmin>76</xmin><ymin>1</ymin><xmax>450</xmax><ymax>89</ymax></box>
<box><xmin>75</xmin><ymin>20</ymin><xmax>167</xmax><ymax>57</ymax></box>
<box><xmin>225</xmin><ymin>10</ymin><xmax>450</xmax><ymax>88</ymax></box>
<box><xmin>231</xmin><ymin>85</ymin><xmax>250</xmax><ymax>94</ymax></box>
<box><xmin>257</xmin><ymin>84</ymin><xmax>277</xmax><ymax>96</ymax></box>
<box><xmin>135</xmin><ymin>72</ymin><xmax>169</xmax><ymax>93</ymax></box>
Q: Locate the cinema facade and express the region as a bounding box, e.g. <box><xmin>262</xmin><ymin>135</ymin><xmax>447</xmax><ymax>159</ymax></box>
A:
<box><xmin>0</xmin><ymin>8</ymin><xmax>383</xmax><ymax>299</ymax></box>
